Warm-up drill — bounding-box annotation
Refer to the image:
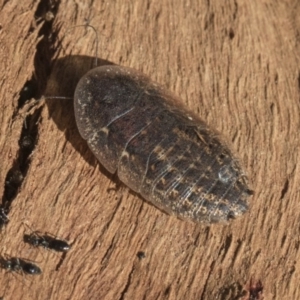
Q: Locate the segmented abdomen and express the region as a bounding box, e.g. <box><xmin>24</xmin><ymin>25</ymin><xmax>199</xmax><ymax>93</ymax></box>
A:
<box><xmin>74</xmin><ymin>65</ymin><xmax>252</xmax><ymax>223</ymax></box>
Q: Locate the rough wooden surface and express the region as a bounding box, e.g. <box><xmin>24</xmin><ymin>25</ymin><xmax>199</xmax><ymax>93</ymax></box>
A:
<box><xmin>0</xmin><ymin>0</ymin><xmax>300</xmax><ymax>299</ymax></box>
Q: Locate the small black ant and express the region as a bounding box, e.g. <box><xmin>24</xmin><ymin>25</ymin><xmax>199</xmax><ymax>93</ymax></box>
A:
<box><xmin>0</xmin><ymin>256</ymin><xmax>41</xmax><ymax>275</ymax></box>
<box><xmin>0</xmin><ymin>206</ymin><xmax>9</xmax><ymax>228</ymax></box>
<box><xmin>23</xmin><ymin>223</ymin><xmax>70</xmax><ymax>252</ymax></box>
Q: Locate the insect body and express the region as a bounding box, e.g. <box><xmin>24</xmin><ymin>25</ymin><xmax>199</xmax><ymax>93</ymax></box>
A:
<box><xmin>0</xmin><ymin>206</ymin><xmax>9</xmax><ymax>228</ymax></box>
<box><xmin>24</xmin><ymin>232</ymin><xmax>70</xmax><ymax>252</ymax></box>
<box><xmin>0</xmin><ymin>256</ymin><xmax>41</xmax><ymax>275</ymax></box>
<box><xmin>74</xmin><ymin>65</ymin><xmax>252</xmax><ymax>223</ymax></box>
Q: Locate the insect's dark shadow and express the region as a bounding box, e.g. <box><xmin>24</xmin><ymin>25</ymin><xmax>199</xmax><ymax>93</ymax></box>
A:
<box><xmin>45</xmin><ymin>55</ymin><xmax>115</xmax><ymax>180</ymax></box>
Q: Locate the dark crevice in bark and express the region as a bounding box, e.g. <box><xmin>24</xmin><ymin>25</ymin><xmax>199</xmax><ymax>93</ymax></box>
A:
<box><xmin>1</xmin><ymin>0</ymin><xmax>61</xmax><ymax>229</ymax></box>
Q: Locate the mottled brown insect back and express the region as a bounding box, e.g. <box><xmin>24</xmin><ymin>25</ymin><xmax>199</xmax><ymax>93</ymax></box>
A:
<box><xmin>74</xmin><ymin>65</ymin><xmax>252</xmax><ymax>223</ymax></box>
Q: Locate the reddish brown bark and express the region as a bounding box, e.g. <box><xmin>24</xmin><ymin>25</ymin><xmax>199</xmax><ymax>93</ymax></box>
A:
<box><xmin>0</xmin><ymin>0</ymin><xmax>300</xmax><ymax>299</ymax></box>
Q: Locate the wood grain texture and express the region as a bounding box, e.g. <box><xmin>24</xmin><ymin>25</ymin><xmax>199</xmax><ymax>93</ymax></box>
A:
<box><xmin>0</xmin><ymin>0</ymin><xmax>300</xmax><ymax>299</ymax></box>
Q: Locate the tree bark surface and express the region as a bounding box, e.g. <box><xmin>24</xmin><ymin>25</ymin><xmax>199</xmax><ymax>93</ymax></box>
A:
<box><xmin>0</xmin><ymin>0</ymin><xmax>300</xmax><ymax>299</ymax></box>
